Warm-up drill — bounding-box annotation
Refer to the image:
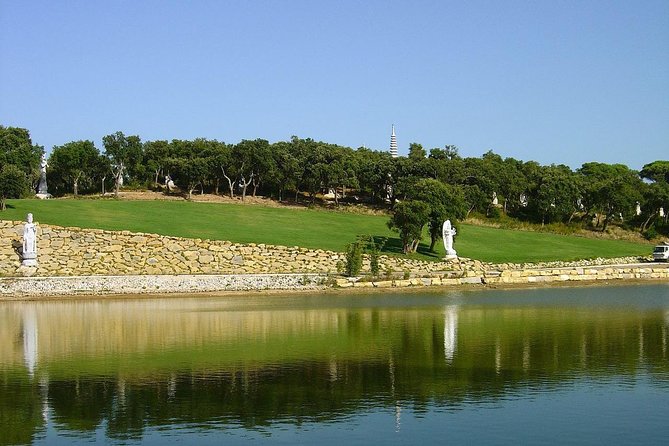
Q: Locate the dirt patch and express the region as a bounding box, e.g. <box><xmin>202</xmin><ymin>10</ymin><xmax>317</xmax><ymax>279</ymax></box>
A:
<box><xmin>113</xmin><ymin>190</ymin><xmax>305</xmax><ymax>209</ymax></box>
<box><xmin>110</xmin><ymin>190</ymin><xmax>389</xmax><ymax>215</ymax></box>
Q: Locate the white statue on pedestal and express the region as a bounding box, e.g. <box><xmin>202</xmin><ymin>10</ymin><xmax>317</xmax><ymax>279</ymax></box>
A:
<box><xmin>22</xmin><ymin>213</ymin><xmax>38</xmax><ymax>266</ymax></box>
<box><xmin>442</xmin><ymin>220</ymin><xmax>457</xmax><ymax>259</ymax></box>
<box><xmin>35</xmin><ymin>153</ymin><xmax>52</xmax><ymax>199</ymax></box>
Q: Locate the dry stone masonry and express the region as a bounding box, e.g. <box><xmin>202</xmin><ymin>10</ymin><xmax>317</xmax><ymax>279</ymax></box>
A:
<box><xmin>0</xmin><ymin>220</ymin><xmax>452</xmax><ymax>277</ymax></box>
<box><xmin>1</xmin><ymin>219</ymin><xmax>667</xmax><ymax>297</ymax></box>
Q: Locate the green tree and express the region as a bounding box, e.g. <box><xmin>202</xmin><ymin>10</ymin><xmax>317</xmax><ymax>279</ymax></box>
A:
<box><xmin>48</xmin><ymin>140</ymin><xmax>101</xmax><ymax>196</ymax></box>
<box><xmin>232</xmin><ymin>139</ymin><xmax>272</xmax><ymax>201</ymax></box>
<box><xmin>411</xmin><ymin>179</ymin><xmax>467</xmax><ymax>251</ymax></box>
<box><xmin>270</xmin><ymin>141</ymin><xmax>300</xmax><ymax>201</ymax></box>
<box><xmin>640</xmin><ymin>160</ymin><xmax>669</xmax><ymax>183</ymax></box>
<box><xmin>408</xmin><ymin>142</ymin><xmax>426</xmax><ymax>160</ymax></box>
<box><xmin>143</xmin><ymin>140</ymin><xmax>173</xmax><ymax>186</ymax></box>
<box><xmin>387</xmin><ymin>200</ymin><xmax>430</xmax><ymax>253</ymax></box>
<box><xmin>532</xmin><ymin>165</ymin><xmax>582</xmax><ymax>225</ymax></box>
<box><xmin>167</xmin><ymin>139</ymin><xmax>211</xmax><ymax>199</ymax></box>
<box><xmin>0</xmin><ymin>125</ymin><xmax>43</xmax><ymax>190</ymax></box>
<box><xmin>102</xmin><ymin>131</ymin><xmax>143</xmax><ymax>196</ymax></box>
<box><xmin>355</xmin><ymin>148</ymin><xmax>395</xmax><ymax>203</ymax></box>
<box><xmin>578</xmin><ymin>162</ymin><xmax>643</xmax><ymax>229</ymax></box>
<box><xmin>0</xmin><ymin>164</ymin><xmax>28</xmax><ymax>210</ymax></box>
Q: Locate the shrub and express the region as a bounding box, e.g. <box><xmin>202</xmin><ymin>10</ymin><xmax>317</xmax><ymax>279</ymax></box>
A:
<box><xmin>643</xmin><ymin>227</ymin><xmax>658</xmax><ymax>241</ymax></box>
<box><xmin>344</xmin><ymin>241</ymin><xmax>363</xmax><ymax>277</ymax></box>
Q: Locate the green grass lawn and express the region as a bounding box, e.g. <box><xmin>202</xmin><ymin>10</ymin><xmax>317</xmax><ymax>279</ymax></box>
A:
<box><xmin>2</xmin><ymin>199</ymin><xmax>651</xmax><ymax>263</ymax></box>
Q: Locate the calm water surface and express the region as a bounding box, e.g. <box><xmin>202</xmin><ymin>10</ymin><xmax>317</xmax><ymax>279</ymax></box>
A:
<box><xmin>1</xmin><ymin>284</ymin><xmax>668</xmax><ymax>445</ymax></box>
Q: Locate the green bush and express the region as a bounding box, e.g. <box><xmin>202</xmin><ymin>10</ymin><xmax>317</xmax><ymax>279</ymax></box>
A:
<box><xmin>344</xmin><ymin>241</ymin><xmax>363</xmax><ymax>277</ymax></box>
<box><xmin>643</xmin><ymin>227</ymin><xmax>658</xmax><ymax>241</ymax></box>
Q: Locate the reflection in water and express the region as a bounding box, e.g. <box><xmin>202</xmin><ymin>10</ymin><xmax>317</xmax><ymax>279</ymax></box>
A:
<box><xmin>0</xmin><ymin>286</ymin><xmax>668</xmax><ymax>445</ymax></box>
<box><xmin>22</xmin><ymin>306</ymin><xmax>38</xmax><ymax>378</ymax></box>
<box><xmin>443</xmin><ymin>305</ymin><xmax>458</xmax><ymax>363</ymax></box>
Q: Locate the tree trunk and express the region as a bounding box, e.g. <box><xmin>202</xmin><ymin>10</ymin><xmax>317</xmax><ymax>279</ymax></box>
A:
<box><xmin>252</xmin><ymin>175</ymin><xmax>260</xmax><ymax>197</ymax></box>
<box><xmin>221</xmin><ymin>167</ymin><xmax>235</xmax><ymax>198</ymax></box>
<box><xmin>240</xmin><ymin>173</ymin><xmax>254</xmax><ymax>201</ymax></box>
<box><xmin>640</xmin><ymin>215</ymin><xmax>654</xmax><ymax>232</ymax></box>
<box><xmin>113</xmin><ymin>163</ymin><xmax>124</xmax><ymax>197</ymax></box>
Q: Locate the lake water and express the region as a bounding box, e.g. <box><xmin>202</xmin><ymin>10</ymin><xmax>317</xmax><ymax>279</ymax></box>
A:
<box><xmin>1</xmin><ymin>284</ymin><xmax>669</xmax><ymax>445</ymax></box>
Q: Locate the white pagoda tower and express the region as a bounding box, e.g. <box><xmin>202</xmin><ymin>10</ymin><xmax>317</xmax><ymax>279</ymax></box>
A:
<box><xmin>389</xmin><ymin>125</ymin><xmax>398</xmax><ymax>158</ymax></box>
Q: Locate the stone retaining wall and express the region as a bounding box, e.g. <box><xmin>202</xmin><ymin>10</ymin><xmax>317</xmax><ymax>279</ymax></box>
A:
<box><xmin>2</xmin><ymin>220</ymin><xmax>666</xmax><ymax>298</ymax></box>
<box><xmin>1</xmin><ymin>264</ymin><xmax>666</xmax><ymax>298</ymax></box>
<box><xmin>336</xmin><ymin>263</ymin><xmax>669</xmax><ymax>288</ymax></box>
<box><xmin>0</xmin><ymin>220</ymin><xmax>455</xmax><ymax>277</ymax></box>
<box><xmin>0</xmin><ymin>273</ymin><xmax>328</xmax><ymax>297</ymax></box>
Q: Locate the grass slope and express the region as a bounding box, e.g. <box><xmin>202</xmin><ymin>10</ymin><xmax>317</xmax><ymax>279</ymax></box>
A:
<box><xmin>2</xmin><ymin>199</ymin><xmax>650</xmax><ymax>263</ymax></box>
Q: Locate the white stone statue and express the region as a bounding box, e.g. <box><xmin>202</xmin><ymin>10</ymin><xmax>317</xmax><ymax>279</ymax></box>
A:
<box><xmin>22</xmin><ymin>213</ymin><xmax>38</xmax><ymax>266</ymax></box>
<box><xmin>40</xmin><ymin>153</ymin><xmax>47</xmax><ymax>174</ymax></box>
<box><xmin>442</xmin><ymin>220</ymin><xmax>457</xmax><ymax>259</ymax></box>
<box><xmin>636</xmin><ymin>202</ymin><xmax>641</xmax><ymax>216</ymax></box>
<box><xmin>165</xmin><ymin>175</ymin><xmax>175</xmax><ymax>191</ymax></box>
<box><xmin>492</xmin><ymin>192</ymin><xmax>499</xmax><ymax>206</ymax></box>
<box><xmin>35</xmin><ymin>153</ymin><xmax>51</xmax><ymax>198</ymax></box>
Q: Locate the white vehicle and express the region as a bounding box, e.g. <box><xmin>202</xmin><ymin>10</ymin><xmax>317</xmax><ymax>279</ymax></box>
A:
<box><xmin>652</xmin><ymin>242</ymin><xmax>669</xmax><ymax>262</ymax></box>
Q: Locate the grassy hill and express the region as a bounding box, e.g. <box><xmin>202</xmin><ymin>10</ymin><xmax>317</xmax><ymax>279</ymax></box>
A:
<box><xmin>2</xmin><ymin>198</ymin><xmax>650</xmax><ymax>263</ymax></box>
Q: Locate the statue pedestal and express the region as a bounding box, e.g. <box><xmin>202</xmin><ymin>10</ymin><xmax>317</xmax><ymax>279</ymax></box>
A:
<box><xmin>443</xmin><ymin>249</ymin><xmax>458</xmax><ymax>260</ymax></box>
<box><xmin>35</xmin><ymin>193</ymin><xmax>52</xmax><ymax>199</ymax></box>
<box><xmin>21</xmin><ymin>252</ymin><xmax>38</xmax><ymax>267</ymax></box>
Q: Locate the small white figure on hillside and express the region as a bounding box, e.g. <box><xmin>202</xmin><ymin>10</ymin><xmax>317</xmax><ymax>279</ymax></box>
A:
<box><xmin>442</xmin><ymin>220</ymin><xmax>457</xmax><ymax>259</ymax></box>
<box><xmin>165</xmin><ymin>175</ymin><xmax>175</xmax><ymax>191</ymax></box>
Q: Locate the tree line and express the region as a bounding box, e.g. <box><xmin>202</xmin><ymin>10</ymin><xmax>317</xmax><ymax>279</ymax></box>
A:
<box><xmin>1</xmin><ymin>125</ymin><xmax>668</xmax><ymax>251</ymax></box>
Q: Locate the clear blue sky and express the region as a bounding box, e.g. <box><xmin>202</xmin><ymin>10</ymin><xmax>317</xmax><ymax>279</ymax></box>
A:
<box><xmin>1</xmin><ymin>0</ymin><xmax>667</xmax><ymax>169</ymax></box>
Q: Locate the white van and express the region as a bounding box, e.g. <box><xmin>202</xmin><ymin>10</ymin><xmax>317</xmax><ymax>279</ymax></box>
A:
<box><xmin>653</xmin><ymin>243</ymin><xmax>669</xmax><ymax>262</ymax></box>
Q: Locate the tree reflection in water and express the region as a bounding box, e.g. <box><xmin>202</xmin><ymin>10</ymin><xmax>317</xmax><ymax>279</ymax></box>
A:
<box><xmin>1</xmin><ymin>286</ymin><xmax>668</xmax><ymax>444</ymax></box>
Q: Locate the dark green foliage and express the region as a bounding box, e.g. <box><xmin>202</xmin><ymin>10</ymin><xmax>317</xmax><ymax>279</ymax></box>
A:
<box><xmin>0</xmin><ymin>164</ymin><xmax>29</xmax><ymax>210</ymax></box>
<box><xmin>409</xmin><ymin>178</ymin><xmax>467</xmax><ymax>251</ymax></box>
<box><xmin>48</xmin><ymin>140</ymin><xmax>101</xmax><ymax>196</ymax></box>
<box><xmin>344</xmin><ymin>240</ymin><xmax>363</xmax><ymax>277</ymax></box>
<box><xmin>387</xmin><ymin>200</ymin><xmax>430</xmax><ymax>253</ymax></box>
<box><xmin>102</xmin><ymin>131</ymin><xmax>143</xmax><ymax>196</ymax></box>
<box><xmin>0</xmin><ymin>126</ymin><xmax>43</xmax><ymax>190</ymax></box>
<box><xmin>357</xmin><ymin>235</ymin><xmax>386</xmax><ymax>277</ymax></box>
<box><xmin>643</xmin><ymin>227</ymin><xmax>657</xmax><ymax>241</ymax></box>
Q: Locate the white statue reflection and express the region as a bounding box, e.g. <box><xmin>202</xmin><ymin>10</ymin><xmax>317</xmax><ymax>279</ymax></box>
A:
<box><xmin>444</xmin><ymin>305</ymin><xmax>459</xmax><ymax>363</ymax></box>
<box><xmin>22</xmin><ymin>305</ymin><xmax>38</xmax><ymax>377</ymax></box>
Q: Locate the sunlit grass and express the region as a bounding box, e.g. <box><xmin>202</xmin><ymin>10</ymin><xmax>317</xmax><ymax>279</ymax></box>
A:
<box><xmin>2</xmin><ymin>199</ymin><xmax>650</xmax><ymax>263</ymax></box>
